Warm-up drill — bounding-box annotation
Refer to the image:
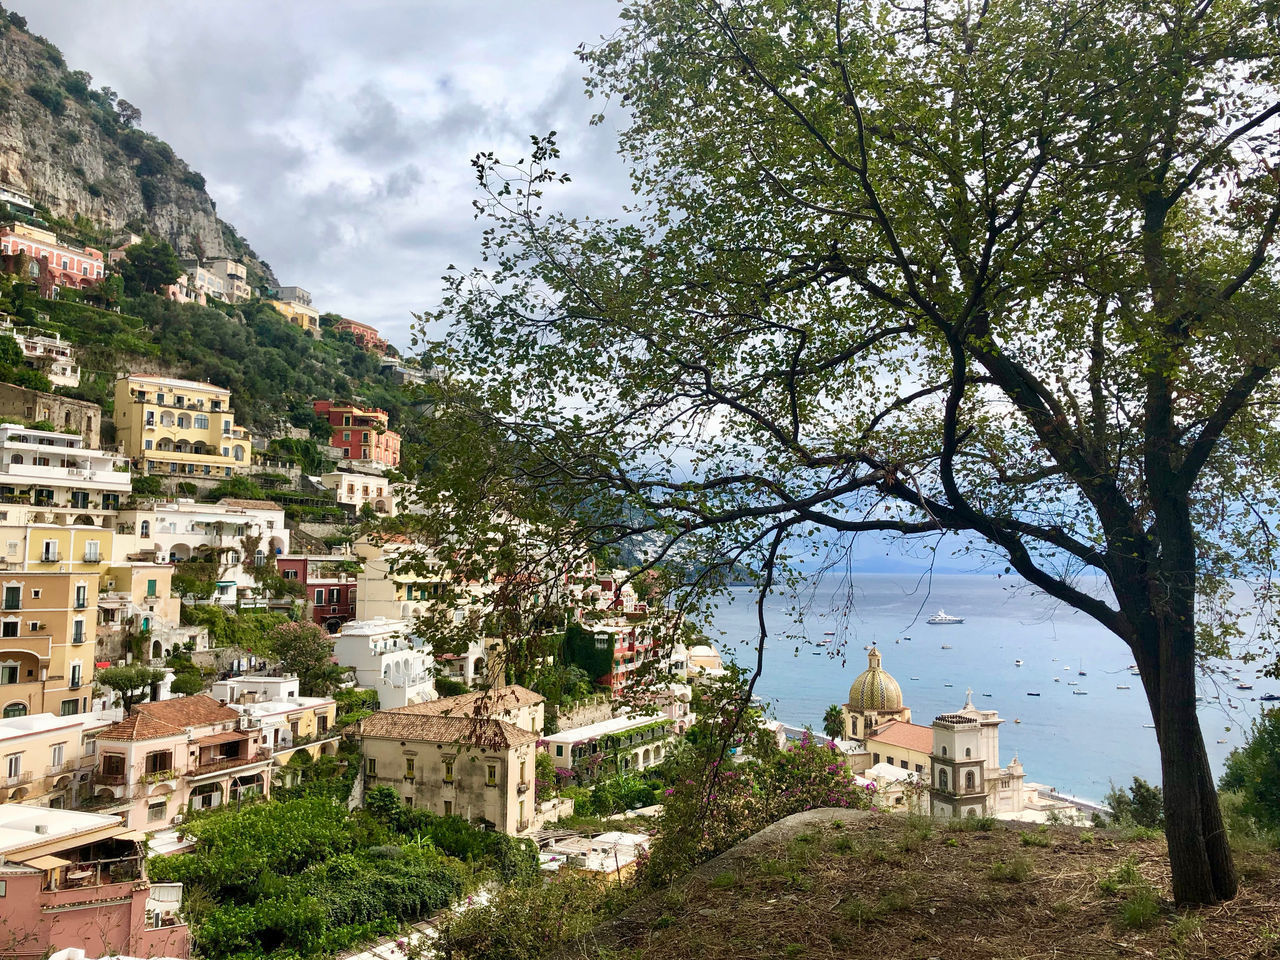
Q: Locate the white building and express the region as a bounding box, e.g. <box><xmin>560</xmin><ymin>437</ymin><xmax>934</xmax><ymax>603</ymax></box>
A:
<box><xmin>114</xmin><ymin>499</ymin><xmax>289</xmax><ymax>604</ymax></box>
<box><xmin>0</xmin><ymin>423</ymin><xmax>129</xmax><ymax>528</ymax></box>
<box><xmin>542</xmin><ymin>712</ymin><xmax>675</xmax><ymax>778</ymax></box>
<box><xmin>0</xmin><ymin>324</ymin><xmax>80</xmax><ymax>388</ymax></box>
<box><xmin>321</xmin><ymin>470</ymin><xmax>398</xmax><ymax>517</ymax></box>
<box><xmin>0</xmin><ymin>184</ymin><xmax>35</xmax><ymax>217</ymax></box>
<box><xmin>928</xmin><ymin>691</ymin><xmax>1081</xmax><ymax>823</ymax></box>
<box><xmin>203</xmin><ymin>259</ymin><xmax>250</xmax><ymax>304</ymax></box>
<box><xmin>332</xmin><ymin>617</ymin><xmax>435</xmax><ymax>708</ymax></box>
<box><xmin>207</xmin><ymin>673</ymin><xmax>338</xmax><ymax>759</ymax></box>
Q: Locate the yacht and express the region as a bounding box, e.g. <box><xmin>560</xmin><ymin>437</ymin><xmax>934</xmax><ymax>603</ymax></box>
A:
<box><xmin>940</xmin><ymin>644</ymin><xmax>953</xmax><ymax>650</ymax></box>
<box><xmin>1026</xmin><ymin>692</ymin><xmax>1041</xmax><ymax>697</ymax></box>
<box><xmin>1014</xmin><ymin>659</ymin><xmax>1023</xmax><ymax>666</ymax></box>
<box><xmin>1260</xmin><ymin>693</ymin><xmax>1280</xmax><ymax>702</ymax></box>
<box><xmin>1073</xmin><ymin>690</ymin><xmax>1088</xmax><ymax>695</ymax></box>
<box><xmin>927</xmin><ymin>610</ymin><xmax>965</xmax><ymax>625</ymax></box>
<box><xmin>1067</xmin><ymin>680</ymin><xmax>1078</xmax><ymax>686</ymax></box>
<box><xmin>1116</xmin><ymin>684</ymin><xmax>1131</xmax><ymax>690</ymax></box>
<box><xmin>1236</xmin><ymin>682</ymin><xmax>1254</xmax><ymax>691</ymax></box>
<box><xmin>1053</xmin><ymin>677</ymin><xmax>1061</xmax><ymax>683</ymax></box>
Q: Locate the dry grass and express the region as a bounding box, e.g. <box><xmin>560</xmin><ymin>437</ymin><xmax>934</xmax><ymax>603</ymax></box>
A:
<box><xmin>578</xmin><ymin>809</ymin><xmax>1280</xmax><ymax>960</ymax></box>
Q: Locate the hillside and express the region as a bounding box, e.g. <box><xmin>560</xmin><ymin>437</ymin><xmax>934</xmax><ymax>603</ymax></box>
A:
<box><xmin>576</xmin><ymin>809</ymin><xmax>1280</xmax><ymax>960</ymax></box>
<box><xmin>0</xmin><ymin>6</ymin><xmax>276</xmax><ymax>287</ymax></box>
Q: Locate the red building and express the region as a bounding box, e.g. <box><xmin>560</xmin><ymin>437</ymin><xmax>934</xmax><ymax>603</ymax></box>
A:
<box><xmin>276</xmin><ymin>555</ymin><xmax>359</xmax><ymax>632</ymax></box>
<box><xmin>313</xmin><ymin>400</ymin><xmax>401</xmax><ymax>466</ymax></box>
<box><xmin>0</xmin><ymin>222</ymin><xmax>104</xmax><ymax>291</ymax></box>
<box><xmin>333</xmin><ymin>317</ymin><xmax>389</xmax><ymax>354</ymax></box>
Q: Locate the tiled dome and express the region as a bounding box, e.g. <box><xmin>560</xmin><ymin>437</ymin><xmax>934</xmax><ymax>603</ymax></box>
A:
<box><xmin>847</xmin><ymin>645</ymin><xmax>903</xmax><ymax>711</ymax></box>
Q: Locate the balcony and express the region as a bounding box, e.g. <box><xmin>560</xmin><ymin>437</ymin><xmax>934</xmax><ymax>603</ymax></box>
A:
<box><xmin>192</xmin><ymin>747</ymin><xmax>271</xmax><ymax>776</ymax></box>
<box><xmin>40</xmin><ymin>551</ymin><xmax>60</xmax><ymax>563</ymax></box>
<box><xmin>4</xmin><ymin>770</ymin><xmax>33</xmax><ymax>788</ymax></box>
<box><xmin>517</xmin><ymin>781</ymin><xmax>530</xmax><ymax>795</ymax></box>
<box><xmin>93</xmin><ymin>771</ymin><xmax>128</xmax><ymax>786</ymax></box>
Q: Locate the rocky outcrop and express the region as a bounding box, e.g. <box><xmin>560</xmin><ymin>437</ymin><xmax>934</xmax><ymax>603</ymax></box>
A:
<box><xmin>0</xmin><ymin>16</ymin><xmax>275</xmax><ymax>283</ymax></box>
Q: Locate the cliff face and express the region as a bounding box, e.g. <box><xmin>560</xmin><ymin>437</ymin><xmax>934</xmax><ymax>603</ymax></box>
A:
<box><xmin>0</xmin><ymin>16</ymin><xmax>275</xmax><ymax>284</ymax></box>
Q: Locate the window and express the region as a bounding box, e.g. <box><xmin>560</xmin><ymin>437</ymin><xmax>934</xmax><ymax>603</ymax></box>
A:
<box><xmin>75</xmin><ymin>585</ymin><xmax>88</xmax><ymax>608</ymax></box>
<box><xmin>965</xmin><ymin>771</ymin><xmax>976</xmax><ymax>791</ymax></box>
<box><xmin>404</xmin><ymin>795</ymin><xmax>413</xmax><ymax>807</ymax></box>
<box><xmin>1</xmin><ymin>621</ymin><xmax>17</xmax><ymax>638</ymax></box>
<box><xmin>366</xmin><ymin>757</ymin><xmax>377</xmax><ymax>776</ymax></box>
<box><xmin>343</xmin><ymin>432</ymin><xmax>351</xmax><ymax>441</ymax></box>
<box><xmin>443</xmin><ymin>799</ymin><xmax>453</xmax><ymax>816</ymax></box>
<box><xmin>915</xmin><ymin>764</ymin><xmax>924</xmax><ymax>773</ymax></box>
<box><xmin>60</xmin><ymin>699</ymin><xmax>78</xmax><ymax>716</ymax></box>
<box><xmin>69</xmin><ymin>664</ymin><xmax>81</xmax><ymax>687</ymax></box>
<box><xmin>148</xmin><ymin>800</ymin><xmax>167</xmax><ymax>822</ymax></box>
<box><xmin>41</xmin><ymin>540</ymin><xmax>57</xmax><ymax>562</ymax></box>
<box><xmin>233</xmin><ymin>447</ymin><xmax>244</xmax><ymax>462</ymax></box>
<box><xmin>194</xmin><ymin>414</ymin><xmax>208</xmax><ymax>430</ymax></box>
<box><xmin>50</xmin><ymin>743</ymin><xmax>64</xmax><ymax>767</ymax></box>
<box><xmin>404</xmin><ymin>757</ymin><xmax>415</xmax><ymax>780</ymax></box>
<box><xmin>0</xmin><ymin>664</ymin><xmax>16</xmax><ymax>684</ymax></box>
<box><xmin>5</xmin><ymin>754</ymin><xmax>19</xmax><ymax>778</ymax></box>
<box><xmin>444</xmin><ymin>759</ymin><xmax>454</xmax><ymax>783</ymax></box>
<box><xmin>29</xmin><ymin>589</ymin><xmax>38</xmax><ymax>599</ymax></box>
<box><xmin>101</xmin><ymin>753</ymin><xmax>125</xmax><ymax>777</ymax></box>
<box><xmin>140</xmin><ymin>521</ymin><xmax>150</xmax><ymax>538</ymax></box>
<box><xmin>222</xmin><ymin>420</ymin><xmax>231</xmax><ymax>436</ymax></box>
<box><xmin>555</xmin><ymin>745</ymin><xmax>563</xmax><ymax>757</ymax></box>
<box><xmin>226</xmin><ymin>551</ymin><xmax>239</xmax><ymax>564</ymax></box>
<box><xmin>2</xmin><ymin>703</ymin><xmax>25</xmax><ymax>717</ymax></box>
<box><xmin>314</xmin><ymin>589</ymin><xmax>324</xmax><ymax>605</ymax></box>
<box><xmin>872</xmin><ymin>752</ymin><xmax>880</xmax><ymax>764</ymax></box>
<box><xmin>146</xmin><ymin>579</ymin><xmax>157</xmax><ymax>597</ymax></box>
<box><xmin>519</xmin><ymin>760</ymin><xmax>526</xmax><ymax>782</ymax></box>
<box><xmin>940</xmin><ymin>745</ymin><xmax>948</xmax><ymax>757</ymax></box>
<box><xmin>328</xmin><ymin>588</ymin><xmax>340</xmax><ymax>604</ymax></box>
<box><xmin>72</xmin><ymin>620</ymin><xmax>84</xmax><ymax>644</ymax></box>
<box><xmin>486</xmin><ymin>764</ymin><xmax>497</xmax><ymax>786</ymax></box>
<box><xmin>2</xmin><ymin>586</ymin><xmax>18</xmax><ymax>610</ymax></box>
<box><xmin>901</xmin><ymin>760</ymin><xmax>908</xmax><ymax>770</ymax></box>
<box><xmin>939</xmin><ymin>769</ymin><xmax>949</xmax><ymax>791</ymax></box>
<box><xmin>70</xmin><ymin>491</ymin><xmax>89</xmax><ymax>509</ymax></box>
<box><xmin>886</xmin><ymin>756</ymin><xmax>894</xmax><ymax>767</ymax></box>
<box><xmin>965</xmin><ymin>747</ymin><xmax>972</xmax><ymax>758</ymax></box>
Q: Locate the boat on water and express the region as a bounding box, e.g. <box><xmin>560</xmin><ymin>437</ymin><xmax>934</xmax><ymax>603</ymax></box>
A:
<box><xmin>1117</xmin><ymin>684</ymin><xmax>1131</xmax><ymax>690</ymax></box>
<box><xmin>1067</xmin><ymin>681</ymin><xmax>1078</xmax><ymax>686</ymax></box>
<box><xmin>1053</xmin><ymin>677</ymin><xmax>1061</xmax><ymax>683</ymax></box>
<box><xmin>1078</xmin><ymin>670</ymin><xmax>1087</xmax><ymax>676</ymax></box>
<box><xmin>902</xmin><ymin>636</ymin><xmax>911</xmax><ymax>641</ymax></box>
<box><xmin>1014</xmin><ymin>718</ymin><xmax>1021</xmax><ymax>723</ymax></box>
<box><xmin>911</xmin><ymin>676</ymin><xmax>920</xmax><ymax>680</ymax></box>
<box><xmin>824</xmin><ymin>631</ymin><xmax>836</xmax><ymax>636</ymax></box>
<box><xmin>1144</xmin><ymin>723</ymin><xmax>1156</xmax><ymax>729</ymax></box>
<box><xmin>1014</xmin><ymin>659</ymin><xmax>1023</xmax><ymax>666</ymax></box>
<box><xmin>1261</xmin><ymin>693</ymin><xmax>1280</xmax><ymax>702</ymax></box>
<box><xmin>927</xmin><ymin>609</ymin><xmax>965</xmax><ymax>624</ymax></box>
<box><xmin>1218</xmin><ymin>739</ymin><xmax>1229</xmax><ymax>744</ymax></box>
<box><xmin>982</xmin><ymin>693</ymin><xmax>992</xmax><ymax>697</ymax></box>
<box><xmin>1073</xmin><ymin>690</ymin><xmax>1088</xmax><ymax>695</ymax></box>
<box><xmin>944</xmin><ymin>683</ymin><xmax>954</xmax><ymax>687</ymax></box>
<box><xmin>1026</xmin><ymin>692</ymin><xmax>1041</xmax><ymax>697</ymax></box>
<box><xmin>941</xmin><ymin>644</ymin><xmax>953</xmax><ymax>650</ymax></box>
<box><xmin>1237</xmin><ymin>682</ymin><xmax>1254</xmax><ymax>690</ymax></box>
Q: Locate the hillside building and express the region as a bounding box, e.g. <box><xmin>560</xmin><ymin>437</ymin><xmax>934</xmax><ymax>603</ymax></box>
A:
<box><xmin>332</xmin><ymin>318</ymin><xmax>388</xmax><ymax>354</ymax></box>
<box><xmin>0</xmin><ymin>384</ymin><xmax>100</xmax><ymax>447</ymax></box>
<box><xmin>0</xmin><ymin>570</ymin><xmax>100</xmax><ymax>719</ymax></box>
<box><xmin>0</xmin><ymin>711</ymin><xmax>109</xmax><ymax>807</ymax></box>
<box><xmin>268</xmin><ymin>287</ymin><xmax>320</xmax><ymax>338</ymax></box>
<box><xmin>114</xmin><ymin>375</ymin><xmax>252</xmax><ymax>478</ymax></box>
<box><xmin>203</xmin><ymin>259</ymin><xmax>250</xmax><ymax>303</ymax></box>
<box><xmin>0</xmin><ymin>222</ymin><xmax>104</xmax><ymax>291</ymax></box>
<box><xmin>0</xmin><ymin>804</ymin><xmax>189</xmax><ymax>959</ymax></box>
<box><xmin>207</xmin><ymin>673</ymin><xmax>339</xmax><ymax>771</ymax></box>
<box><xmin>321</xmin><ymin>469</ymin><xmax>397</xmax><ymax>516</ymax></box>
<box><xmin>543</xmin><ymin>712</ymin><xmax>675</xmax><ymax>780</ymax></box>
<box><xmin>0</xmin><ymin>323</ymin><xmax>80</xmax><ymax>388</ymax></box>
<box><xmin>313</xmin><ymin>401</ymin><xmax>401</xmax><ymax>467</ymax></box>
<box><xmin>0</xmin><ymin>423</ymin><xmax>128</xmax><ymax>528</ymax></box>
<box><xmin>332</xmin><ymin>617</ymin><xmax>435</xmax><ymax>708</ymax></box>
<box><xmin>275</xmin><ymin>554</ymin><xmax>358</xmax><ymax>632</ymax></box>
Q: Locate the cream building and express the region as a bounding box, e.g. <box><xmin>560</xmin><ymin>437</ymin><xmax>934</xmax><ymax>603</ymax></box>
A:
<box><xmin>96</xmin><ymin>564</ymin><xmax>195</xmax><ymax>663</ymax></box>
<box><xmin>0</xmin><ymin>711</ymin><xmax>108</xmax><ymax>806</ymax></box>
<box><xmin>356</xmin><ymin>706</ymin><xmax>540</xmax><ymax>834</ymax></box>
<box><xmin>204</xmin><ymin>259</ymin><xmax>250</xmax><ymax>303</ymax></box>
<box><xmin>207</xmin><ymin>673</ymin><xmax>338</xmax><ymax>770</ymax></box>
<box><xmin>268</xmin><ymin>288</ymin><xmax>321</xmax><ymax>338</ymax></box>
<box><xmin>0</xmin><ymin>423</ymin><xmax>129</xmax><ymax>529</ymax></box>
<box><xmin>333</xmin><ymin>617</ymin><xmax>435</xmax><ymax>708</ymax></box>
<box><xmin>0</xmin><ymin>324</ymin><xmax>81</xmax><ymax>388</ymax></box>
<box><xmin>114</xmin><ymin>375</ymin><xmax>252</xmax><ymax>478</ymax></box>
<box><xmin>840</xmin><ymin>646</ymin><xmax>934</xmax><ymax>777</ymax></box>
<box><xmin>322</xmin><ymin>470</ymin><xmax>398</xmax><ymax>516</ymax></box>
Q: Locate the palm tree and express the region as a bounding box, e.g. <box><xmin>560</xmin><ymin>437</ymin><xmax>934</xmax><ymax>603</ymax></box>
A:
<box><xmin>822</xmin><ymin>704</ymin><xmax>844</xmax><ymax>741</ymax></box>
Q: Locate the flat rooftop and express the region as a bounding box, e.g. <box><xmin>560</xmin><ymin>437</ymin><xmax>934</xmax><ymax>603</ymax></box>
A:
<box><xmin>542</xmin><ymin>712</ymin><xmax>668</xmax><ymax>745</ymax></box>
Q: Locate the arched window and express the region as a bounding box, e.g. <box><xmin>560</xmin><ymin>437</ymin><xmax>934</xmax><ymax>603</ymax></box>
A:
<box><xmin>965</xmin><ymin>771</ymin><xmax>976</xmax><ymax>791</ymax></box>
<box><xmin>9</xmin><ymin>455</ymin><xmax>21</xmax><ymax>465</ymax></box>
<box><xmin>140</xmin><ymin>520</ymin><xmax>150</xmax><ymax>538</ymax></box>
<box><xmin>965</xmin><ymin>747</ymin><xmax>972</xmax><ymax>758</ymax></box>
<box><xmin>3</xmin><ymin>702</ymin><xmax>26</xmax><ymax>718</ymax></box>
<box><xmin>939</xmin><ymin>769</ymin><xmax>949</xmax><ymax>791</ymax></box>
<box><xmin>233</xmin><ymin>446</ymin><xmax>244</xmax><ymax>462</ymax></box>
<box><xmin>940</xmin><ymin>745</ymin><xmax>948</xmax><ymax>757</ymax></box>
<box><xmin>63</xmin><ymin>412</ymin><xmax>72</xmax><ymax>429</ymax></box>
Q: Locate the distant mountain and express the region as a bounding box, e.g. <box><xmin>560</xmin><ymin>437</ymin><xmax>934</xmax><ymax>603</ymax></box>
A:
<box><xmin>0</xmin><ymin>9</ymin><xmax>276</xmax><ymax>287</ymax></box>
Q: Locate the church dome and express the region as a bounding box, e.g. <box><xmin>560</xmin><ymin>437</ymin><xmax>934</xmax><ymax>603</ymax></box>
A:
<box><xmin>847</xmin><ymin>645</ymin><xmax>903</xmax><ymax>711</ymax></box>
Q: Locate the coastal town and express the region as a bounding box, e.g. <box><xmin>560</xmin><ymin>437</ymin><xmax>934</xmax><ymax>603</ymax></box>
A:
<box><xmin>1</xmin><ymin>2</ymin><xmax>1280</xmax><ymax>959</ymax></box>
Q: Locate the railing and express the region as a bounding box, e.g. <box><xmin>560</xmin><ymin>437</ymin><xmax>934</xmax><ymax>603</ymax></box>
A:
<box><xmin>193</xmin><ymin>748</ymin><xmax>270</xmax><ymax>775</ymax></box>
<box><xmin>94</xmin><ymin>771</ymin><xmax>127</xmax><ymax>785</ymax></box>
<box><xmin>4</xmin><ymin>771</ymin><xmax>33</xmax><ymax>787</ymax></box>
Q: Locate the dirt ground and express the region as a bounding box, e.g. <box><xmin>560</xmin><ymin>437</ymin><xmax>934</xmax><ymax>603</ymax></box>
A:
<box><xmin>576</xmin><ymin>808</ymin><xmax>1280</xmax><ymax>960</ymax></box>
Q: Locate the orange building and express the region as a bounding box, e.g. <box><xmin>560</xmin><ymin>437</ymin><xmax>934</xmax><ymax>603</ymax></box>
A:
<box><xmin>333</xmin><ymin>318</ymin><xmax>389</xmax><ymax>354</ymax></box>
<box><xmin>313</xmin><ymin>401</ymin><xmax>401</xmax><ymax>467</ymax></box>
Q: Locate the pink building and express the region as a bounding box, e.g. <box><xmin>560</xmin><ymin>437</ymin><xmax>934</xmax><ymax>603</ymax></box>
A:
<box><xmin>333</xmin><ymin>318</ymin><xmax>389</xmax><ymax>354</ymax></box>
<box><xmin>0</xmin><ymin>223</ymin><xmax>104</xmax><ymax>291</ymax></box>
<box><xmin>89</xmin><ymin>695</ymin><xmax>272</xmax><ymax>830</ymax></box>
<box><xmin>0</xmin><ymin>804</ymin><xmax>189</xmax><ymax>959</ymax></box>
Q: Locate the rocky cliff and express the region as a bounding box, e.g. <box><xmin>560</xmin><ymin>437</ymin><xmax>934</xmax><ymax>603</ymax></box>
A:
<box><xmin>0</xmin><ymin>11</ymin><xmax>276</xmax><ymax>285</ymax></box>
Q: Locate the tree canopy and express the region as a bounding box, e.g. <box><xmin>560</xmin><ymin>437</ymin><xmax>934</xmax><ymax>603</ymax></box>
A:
<box><xmin>117</xmin><ymin>235</ymin><xmax>182</xmax><ymax>295</ymax></box>
<box><xmin>416</xmin><ymin>0</ymin><xmax>1280</xmax><ymax>904</ymax></box>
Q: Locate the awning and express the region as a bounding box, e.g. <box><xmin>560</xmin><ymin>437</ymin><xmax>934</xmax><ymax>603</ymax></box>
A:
<box><xmin>117</xmin><ymin>830</ymin><xmax>147</xmax><ymax>841</ymax></box>
<box><xmin>196</xmin><ymin>731</ymin><xmax>246</xmax><ymax>747</ymax></box>
<box><xmin>22</xmin><ymin>854</ymin><xmax>71</xmax><ymax>870</ymax></box>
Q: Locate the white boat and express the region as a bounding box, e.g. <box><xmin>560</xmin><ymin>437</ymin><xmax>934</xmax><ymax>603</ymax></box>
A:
<box><xmin>1053</xmin><ymin>677</ymin><xmax>1061</xmax><ymax>683</ymax></box>
<box><xmin>927</xmin><ymin>610</ymin><xmax>965</xmax><ymax>625</ymax></box>
<box><xmin>1144</xmin><ymin>723</ymin><xmax>1156</xmax><ymax>729</ymax></box>
<box><xmin>911</xmin><ymin>676</ymin><xmax>920</xmax><ymax>680</ymax></box>
<box><xmin>1237</xmin><ymin>682</ymin><xmax>1254</xmax><ymax>690</ymax></box>
<box><xmin>944</xmin><ymin>683</ymin><xmax>954</xmax><ymax>687</ymax></box>
<box><xmin>1116</xmin><ymin>684</ymin><xmax>1131</xmax><ymax>690</ymax></box>
<box><xmin>941</xmin><ymin>644</ymin><xmax>953</xmax><ymax>650</ymax></box>
<box><xmin>1067</xmin><ymin>681</ymin><xmax>1078</xmax><ymax>686</ymax></box>
<box><xmin>1218</xmin><ymin>739</ymin><xmax>1228</xmax><ymax>744</ymax></box>
<box><xmin>1073</xmin><ymin>690</ymin><xmax>1088</xmax><ymax>695</ymax></box>
<box><xmin>1014</xmin><ymin>718</ymin><xmax>1021</xmax><ymax>723</ymax></box>
<box><xmin>1014</xmin><ymin>659</ymin><xmax>1023</xmax><ymax>666</ymax></box>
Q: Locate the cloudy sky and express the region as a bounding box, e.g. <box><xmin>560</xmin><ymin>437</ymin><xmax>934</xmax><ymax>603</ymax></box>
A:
<box><xmin>19</xmin><ymin>1</ymin><xmax>633</xmax><ymax>351</ymax></box>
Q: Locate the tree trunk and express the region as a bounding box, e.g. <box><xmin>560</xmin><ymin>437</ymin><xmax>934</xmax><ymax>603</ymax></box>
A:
<box><xmin>1135</xmin><ymin>611</ymin><xmax>1239</xmax><ymax>905</ymax></box>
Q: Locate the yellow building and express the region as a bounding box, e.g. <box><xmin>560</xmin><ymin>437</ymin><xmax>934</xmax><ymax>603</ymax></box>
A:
<box><xmin>114</xmin><ymin>375</ymin><xmax>252</xmax><ymax>478</ymax></box>
<box><xmin>0</xmin><ymin>523</ymin><xmax>115</xmax><ymax>574</ymax></box>
<box><xmin>841</xmin><ymin>646</ymin><xmax>934</xmax><ymax>777</ymax></box>
<box><xmin>0</xmin><ymin>570</ymin><xmax>100</xmax><ymax>718</ymax></box>
<box><xmin>268</xmin><ymin>299</ymin><xmax>321</xmax><ymax>338</ymax></box>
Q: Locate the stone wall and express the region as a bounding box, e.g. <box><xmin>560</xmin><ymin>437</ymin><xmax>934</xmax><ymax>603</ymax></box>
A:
<box><xmin>556</xmin><ymin>695</ymin><xmax>613</xmax><ymax>732</ymax></box>
<box><xmin>0</xmin><ymin>382</ymin><xmax>101</xmax><ymax>446</ymax></box>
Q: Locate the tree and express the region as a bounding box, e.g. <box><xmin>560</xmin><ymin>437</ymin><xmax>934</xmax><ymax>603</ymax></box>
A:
<box><xmin>1220</xmin><ymin>708</ymin><xmax>1280</xmax><ymax>832</ymax></box>
<box><xmin>822</xmin><ymin>704</ymin><xmax>844</xmax><ymax>742</ymax></box>
<box><xmin>96</xmin><ymin>664</ymin><xmax>164</xmax><ymax>712</ymax></box>
<box><xmin>115</xmin><ymin>98</ymin><xmax>141</xmax><ymax>128</ymax></box>
<box><xmin>1106</xmin><ymin>777</ymin><xmax>1166</xmax><ymax>830</ymax></box>
<box><xmin>169</xmin><ymin>671</ymin><xmax>205</xmax><ymax>696</ymax></box>
<box><xmin>117</xmin><ymin>235</ymin><xmax>181</xmax><ymax>295</ymax></box>
<box><xmin>270</xmin><ymin>621</ymin><xmax>337</xmax><ymax>696</ymax></box>
<box><xmin>418</xmin><ymin>0</ymin><xmax>1280</xmax><ymax>904</ymax></box>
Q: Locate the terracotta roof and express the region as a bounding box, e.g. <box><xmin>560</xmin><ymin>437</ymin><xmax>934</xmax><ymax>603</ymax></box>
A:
<box><xmin>216</xmin><ymin>498</ymin><xmax>281</xmax><ymax>511</ymax></box>
<box><xmin>98</xmin><ymin>713</ymin><xmax>184</xmax><ymax>742</ymax></box>
<box><xmin>355</xmin><ymin>712</ymin><xmax>539</xmax><ymax>750</ymax></box>
<box><xmin>136</xmin><ymin>694</ymin><xmax>239</xmax><ymax>729</ymax></box>
<box><xmin>868</xmin><ymin>720</ymin><xmax>934</xmax><ymax>755</ymax></box>
<box><xmin>390</xmin><ymin>685</ymin><xmax>543</xmax><ymax>721</ymax></box>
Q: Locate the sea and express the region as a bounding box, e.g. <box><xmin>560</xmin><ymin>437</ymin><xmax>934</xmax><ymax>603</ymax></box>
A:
<box><xmin>700</xmin><ymin>573</ymin><xmax>1279</xmax><ymax>803</ymax></box>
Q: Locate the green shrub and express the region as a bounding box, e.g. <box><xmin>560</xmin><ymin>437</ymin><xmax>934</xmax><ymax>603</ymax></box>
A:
<box><xmin>988</xmin><ymin>856</ymin><xmax>1032</xmax><ymax>882</ymax></box>
<box><xmin>1116</xmin><ymin>884</ymin><xmax>1161</xmax><ymax>930</ymax></box>
<box><xmin>1220</xmin><ymin>708</ymin><xmax>1280</xmax><ymax>832</ymax></box>
<box><xmin>25</xmin><ymin>81</ymin><xmax>65</xmax><ymax>115</ymax></box>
